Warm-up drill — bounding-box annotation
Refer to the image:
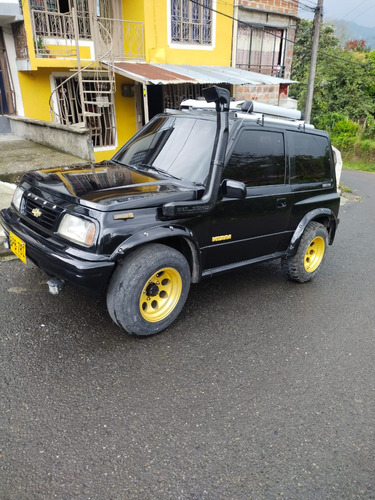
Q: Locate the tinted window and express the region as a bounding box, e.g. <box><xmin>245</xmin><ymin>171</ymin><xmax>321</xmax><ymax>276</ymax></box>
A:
<box><xmin>224</xmin><ymin>130</ymin><xmax>285</xmax><ymax>186</ymax></box>
<box><xmin>289</xmin><ymin>132</ymin><xmax>332</xmax><ymax>184</ymax></box>
<box><xmin>115</xmin><ymin>116</ymin><xmax>216</xmax><ymax>184</ymax></box>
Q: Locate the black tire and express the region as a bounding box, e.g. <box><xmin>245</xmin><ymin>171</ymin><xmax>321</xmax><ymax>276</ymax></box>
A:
<box><xmin>282</xmin><ymin>221</ymin><xmax>328</xmax><ymax>283</ymax></box>
<box><xmin>107</xmin><ymin>243</ymin><xmax>191</xmax><ymax>336</ymax></box>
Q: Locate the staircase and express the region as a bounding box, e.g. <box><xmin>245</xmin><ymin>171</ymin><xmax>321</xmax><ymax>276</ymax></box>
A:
<box><xmin>49</xmin><ymin>16</ymin><xmax>116</xmax><ymax>146</ymax></box>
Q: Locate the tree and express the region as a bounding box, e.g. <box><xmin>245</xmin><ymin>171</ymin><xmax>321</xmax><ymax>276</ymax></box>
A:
<box><xmin>290</xmin><ymin>20</ymin><xmax>375</xmax><ymax>127</ymax></box>
<box><xmin>344</xmin><ymin>39</ymin><xmax>366</xmax><ymax>52</ymax></box>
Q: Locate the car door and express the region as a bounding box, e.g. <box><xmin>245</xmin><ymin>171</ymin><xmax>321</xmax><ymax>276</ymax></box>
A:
<box><xmin>202</xmin><ymin>127</ymin><xmax>293</xmax><ymax>271</ymax></box>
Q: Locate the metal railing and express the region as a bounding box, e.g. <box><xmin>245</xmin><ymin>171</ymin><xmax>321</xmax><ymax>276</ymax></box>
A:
<box><xmin>31</xmin><ymin>9</ymin><xmax>91</xmax><ymax>38</ymax></box>
<box><xmin>97</xmin><ymin>18</ymin><xmax>144</xmax><ymax>61</ymax></box>
<box><xmin>236</xmin><ymin>63</ymin><xmax>286</xmax><ymax>78</ymax></box>
<box><xmin>31</xmin><ymin>9</ymin><xmax>144</xmax><ymax>61</ymax></box>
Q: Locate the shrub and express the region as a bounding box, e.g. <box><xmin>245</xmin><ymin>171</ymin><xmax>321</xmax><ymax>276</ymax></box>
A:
<box><xmin>331</xmin><ymin>119</ymin><xmax>359</xmax><ymax>137</ymax></box>
<box><xmin>332</xmin><ymin>135</ymin><xmax>357</xmax><ymax>151</ymax></box>
<box><xmin>361</xmin><ymin>116</ymin><xmax>375</xmax><ymax>140</ymax></box>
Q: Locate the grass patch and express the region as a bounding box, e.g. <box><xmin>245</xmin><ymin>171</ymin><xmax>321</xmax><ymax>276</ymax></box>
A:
<box><xmin>339</xmin><ymin>184</ymin><xmax>352</xmax><ymax>193</ymax></box>
<box><xmin>343</xmin><ymin>160</ymin><xmax>375</xmax><ymax>173</ymax></box>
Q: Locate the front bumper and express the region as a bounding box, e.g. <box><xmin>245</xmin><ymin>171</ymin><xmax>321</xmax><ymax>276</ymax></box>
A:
<box><xmin>0</xmin><ymin>208</ymin><xmax>115</xmax><ymax>294</ymax></box>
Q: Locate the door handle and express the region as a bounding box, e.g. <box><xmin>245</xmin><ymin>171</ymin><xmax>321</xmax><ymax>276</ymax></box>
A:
<box><xmin>277</xmin><ymin>198</ymin><xmax>287</xmax><ymax>209</ymax></box>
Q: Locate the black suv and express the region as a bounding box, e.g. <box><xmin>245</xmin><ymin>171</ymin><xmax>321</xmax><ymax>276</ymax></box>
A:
<box><xmin>0</xmin><ymin>87</ymin><xmax>340</xmax><ymax>336</ymax></box>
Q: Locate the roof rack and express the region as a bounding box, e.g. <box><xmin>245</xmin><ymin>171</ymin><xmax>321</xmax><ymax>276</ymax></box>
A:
<box><xmin>180</xmin><ymin>98</ymin><xmax>311</xmax><ymax>126</ymax></box>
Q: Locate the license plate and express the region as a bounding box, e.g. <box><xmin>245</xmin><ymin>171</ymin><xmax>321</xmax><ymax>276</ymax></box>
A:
<box><xmin>9</xmin><ymin>231</ymin><xmax>27</xmax><ymax>264</ymax></box>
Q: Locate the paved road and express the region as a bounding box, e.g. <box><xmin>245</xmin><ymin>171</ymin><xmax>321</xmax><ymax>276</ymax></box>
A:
<box><xmin>1</xmin><ymin>170</ymin><xmax>374</xmax><ymax>500</ymax></box>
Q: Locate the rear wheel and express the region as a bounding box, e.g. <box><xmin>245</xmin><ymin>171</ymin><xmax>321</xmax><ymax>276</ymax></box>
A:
<box><xmin>107</xmin><ymin>244</ymin><xmax>191</xmax><ymax>336</ymax></box>
<box><xmin>282</xmin><ymin>221</ymin><xmax>328</xmax><ymax>283</ymax></box>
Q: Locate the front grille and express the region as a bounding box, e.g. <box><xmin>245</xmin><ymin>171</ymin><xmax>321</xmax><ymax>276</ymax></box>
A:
<box><xmin>23</xmin><ymin>194</ymin><xmax>62</xmax><ymax>232</ymax></box>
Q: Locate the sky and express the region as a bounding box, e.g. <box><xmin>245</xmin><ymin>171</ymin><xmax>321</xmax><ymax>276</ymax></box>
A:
<box><xmin>299</xmin><ymin>0</ymin><xmax>375</xmax><ymax>28</ymax></box>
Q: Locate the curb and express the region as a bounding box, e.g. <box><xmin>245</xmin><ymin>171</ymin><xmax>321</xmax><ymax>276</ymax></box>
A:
<box><xmin>0</xmin><ymin>231</ymin><xmax>13</xmax><ymax>259</ymax></box>
<box><xmin>0</xmin><ymin>230</ymin><xmax>13</xmax><ymax>259</ymax></box>
<box><xmin>0</xmin><ymin>245</ymin><xmax>14</xmax><ymax>259</ymax></box>
<box><xmin>0</xmin><ymin>181</ymin><xmax>16</xmax><ymax>259</ymax></box>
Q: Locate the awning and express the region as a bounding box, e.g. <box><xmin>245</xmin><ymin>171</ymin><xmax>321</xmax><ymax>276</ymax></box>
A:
<box><xmin>112</xmin><ymin>62</ymin><xmax>296</xmax><ymax>86</ymax></box>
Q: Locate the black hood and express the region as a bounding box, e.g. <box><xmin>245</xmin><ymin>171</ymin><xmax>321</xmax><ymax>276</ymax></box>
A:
<box><xmin>21</xmin><ymin>162</ymin><xmax>198</xmax><ymax>209</ymax></box>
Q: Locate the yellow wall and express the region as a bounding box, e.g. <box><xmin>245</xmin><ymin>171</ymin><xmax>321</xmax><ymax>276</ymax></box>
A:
<box><xmin>18</xmin><ymin>69</ymin><xmax>55</xmax><ymax>121</ymax></box>
<box><xmin>122</xmin><ymin>0</ymin><xmax>145</xmax><ymax>23</ymax></box>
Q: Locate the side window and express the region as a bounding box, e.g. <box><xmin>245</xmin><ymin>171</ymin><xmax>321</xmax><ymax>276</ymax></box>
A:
<box><xmin>225</xmin><ymin>130</ymin><xmax>285</xmax><ymax>187</ymax></box>
<box><xmin>289</xmin><ymin>132</ymin><xmax>332</xmax><ymax>184</ymax></box>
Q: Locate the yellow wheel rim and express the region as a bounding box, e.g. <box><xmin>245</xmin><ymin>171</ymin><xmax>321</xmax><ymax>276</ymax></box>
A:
<box><xmin>304</xmin><ymin>236</ymin><xmax>325</xmax><ymax>273</ymax></box>
<box><xmin>139</xmin><ymin>267</ymin><xmax>182</xmax><ymax>323</ymax></box>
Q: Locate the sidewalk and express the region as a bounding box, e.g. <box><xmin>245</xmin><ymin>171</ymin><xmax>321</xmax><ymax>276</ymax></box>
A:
<box><xmin>0</xmin><ymin>135</ymin><xmax>88</xmax><ymax>258</ymax></box>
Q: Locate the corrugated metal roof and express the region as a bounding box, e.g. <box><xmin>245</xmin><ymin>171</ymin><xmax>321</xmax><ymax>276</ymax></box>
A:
<box><xmin>157</xmin><ymin>64</ymin><xmax>296</xmax><ymax>85</ymax></box>
<box><xmin>113</xmin><ymin>62</ymin><xmax>195</xmax><ymax>84</ymax></box>
<box><xmin>112</xmin><ymin>62</ymin><xmax>296</xmax><ymax>86</ymax></box>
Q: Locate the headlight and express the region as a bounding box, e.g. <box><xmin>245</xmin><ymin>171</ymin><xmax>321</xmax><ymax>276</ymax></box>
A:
<box><xmin>57</xmin><ymin>214</ymin><xmax>96</xmax><ymax>247</ymax></box>
<box><xmin>12</xmin><ymin>186</ymin><xmax>24</xmax><ymax>212</ymax></box>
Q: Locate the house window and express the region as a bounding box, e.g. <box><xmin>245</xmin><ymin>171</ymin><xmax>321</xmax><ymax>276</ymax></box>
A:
<box><xmin>171</xmin><ymin>0</ymin><xmax>212</xmax><ymax>45</ymax></box>
<box><xmin>236</xmin><ymin>23</ymin><xmax>285</xmax><ymax>77</ymax></box>
<box><xmin>54</xmin><ymin>75</ymin><xmax>116</xmax><ymax>148</ymax></box>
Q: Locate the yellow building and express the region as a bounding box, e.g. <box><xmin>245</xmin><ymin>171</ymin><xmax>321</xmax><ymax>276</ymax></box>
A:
<box><xmin>1</xmin><ymin>0</ymin><xmax>234</xmax><ymax>161</ymax></box>
<box><xmin>1</xmin><ymin>0</ymin><xmax>298</xmax><ymax>161</ymax></box>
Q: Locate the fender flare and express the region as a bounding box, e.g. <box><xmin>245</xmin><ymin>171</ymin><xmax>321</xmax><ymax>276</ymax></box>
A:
<box><xmin>109</xmin><ymin>224</ymin><xmax>201</xmax><ymax>283</ymax></box>
<box><xmin>286</xmin><ymin>208</ymin><xmax>339</xmax><ymax>258</ymax></box>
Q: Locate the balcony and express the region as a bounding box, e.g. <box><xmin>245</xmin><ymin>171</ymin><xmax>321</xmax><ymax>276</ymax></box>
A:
<box><xmin>236</xmin><ymin>63</ymin><xmax>286</xmax><ymax>78</ymax></box>
<box><xmin>30</xmin><ymin>9</ymin><xmax>144</xmax><ymax>61</ymax></box>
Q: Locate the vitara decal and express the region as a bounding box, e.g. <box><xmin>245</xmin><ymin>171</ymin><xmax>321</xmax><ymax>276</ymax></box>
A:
<box><xmin>212</xmin><ymin>234</ymin><xmax>232</xmax><ymax>242</ymax></box>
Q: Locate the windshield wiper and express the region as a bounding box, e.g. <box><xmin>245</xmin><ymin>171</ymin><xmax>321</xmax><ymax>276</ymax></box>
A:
<box><xmin>111</xmin><ymin>159</ymin><xmax>128</xmax><ymax>167</ymax></box>
<box><xmin>137</xmin><ymin>164</ymin><xmax>181</xmax><ymax>180</ymax></box>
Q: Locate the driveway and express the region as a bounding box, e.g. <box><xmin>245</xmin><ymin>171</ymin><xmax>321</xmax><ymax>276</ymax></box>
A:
<box><xmin>0</xmin><ymin>169</ymin><xmax>374</xmax><ymax>499</ymax></box>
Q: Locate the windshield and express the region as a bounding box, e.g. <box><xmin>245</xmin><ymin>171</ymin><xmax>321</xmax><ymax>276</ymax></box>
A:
<box><xmin>114</xmin><ymin>115</ymin><xmax>217</xmax><ymax>184</ymax></box>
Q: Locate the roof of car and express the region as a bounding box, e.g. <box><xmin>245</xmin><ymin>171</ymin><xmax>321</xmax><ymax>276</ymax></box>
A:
<box><xmin>165</xmin><ymin>99</ymin><xmax>318</xmax><ymax>133</ymax></box>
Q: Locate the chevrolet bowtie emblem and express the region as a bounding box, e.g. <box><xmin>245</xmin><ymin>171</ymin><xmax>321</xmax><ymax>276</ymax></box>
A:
<box><xmin>31</xmin><ymin>208</ymin><xmax>42</xmax><ymax>218</ymax></box>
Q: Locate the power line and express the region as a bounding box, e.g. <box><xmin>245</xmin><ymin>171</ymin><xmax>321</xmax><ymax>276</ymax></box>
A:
<box><xmin>288</xmin><ymin>0</ymin><xmax>316</xmax><ymax>12</ymax></box>
<box><xmin>341</xmin><ymin>0</ymin><xmax>370</xmax><ymax>20</ymax></box>
<box><xmin>189</xmin><ymin>0</ymin><xmax>302</xmax><ymax>46</ymax></box>
<box><xmin>188</xmin><ymin>0</ymin><xmax>375</xmax><ymax>70</ymax></box>
<box><xmin>351</xmin><ymin>4</ymin><xmax>375</xmax><ymax>23</ymax></box>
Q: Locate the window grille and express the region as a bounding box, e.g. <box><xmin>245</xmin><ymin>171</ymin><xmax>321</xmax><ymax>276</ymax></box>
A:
<box><xmin>54</xmin><ymin>75</ymin><xmax>116</xmax><ymax>148</ymax></box>
<box><xmin>163</xmin><ymin>83</ymin><xmax>230</xmax><ymax>111</ymax></box>
<box><xmin>236</xmin><ymin>24</ymin><xmax>285</xmax><ymax>77</ymax></box>
<box><xmin>171</xmin><ymin>0</ymin><xmax>212</xmax><ymax>45</ymax></box>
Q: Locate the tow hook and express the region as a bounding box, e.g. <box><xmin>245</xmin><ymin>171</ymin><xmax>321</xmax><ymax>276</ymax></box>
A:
<box><xmin>47</xmin><ymin>278</ymin><xmax>65</xmax><ymax>295</ymax></box>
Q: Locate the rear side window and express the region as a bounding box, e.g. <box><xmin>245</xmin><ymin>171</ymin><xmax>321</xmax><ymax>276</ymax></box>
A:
<box><xmin>225</xmin><ymin>130</ymin><xmax>285</xmax><ymax>187</ymax></box>
<box><xmin>289</xmin><ymin>132</ymin><xmax>332</xmax><ymax>184</ymax></box>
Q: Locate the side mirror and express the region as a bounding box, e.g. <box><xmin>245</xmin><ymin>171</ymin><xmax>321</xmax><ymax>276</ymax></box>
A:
<box><xmin>221</xmin><ymin>179</ymin><xmax>247</xmax><ymax>199</ymax></box>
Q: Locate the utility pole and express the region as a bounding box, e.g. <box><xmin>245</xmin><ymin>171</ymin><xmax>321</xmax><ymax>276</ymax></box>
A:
<box><xmin>304</xmin><ymin>0</ymin><xmax>323</xmax><ymax>124</ymax></box>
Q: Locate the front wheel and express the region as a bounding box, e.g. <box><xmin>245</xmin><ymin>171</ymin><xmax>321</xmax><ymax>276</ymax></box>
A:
<box><xmin>107</xmin><ymin>244</ymin><xmax>191</xmax><ymax>336</ymax></box>
<box><xmin>282</xmin><ymin>221</ymin><xmax>329</xmax><ymax>283</ymax></box>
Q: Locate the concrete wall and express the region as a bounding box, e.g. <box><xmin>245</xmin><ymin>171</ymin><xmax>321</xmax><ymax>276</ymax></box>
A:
<box><xmin>234</xmin><ymin>84</ymin><xmax>288</xmax><ymax>106</ymax></box>
<box><xmin>239</xmin><ymin>0</ymin><xmax>299</xmax><ymax>16</ymax></box>
<box><xmin>0</xmin><ymin>117</ymin><xmax>11</xmax><ymax>134</ymax></box>
<box><xmin>8</xmin><ymin>116</ymin><xmax>94</xmax><ymax>161</ymax></box>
